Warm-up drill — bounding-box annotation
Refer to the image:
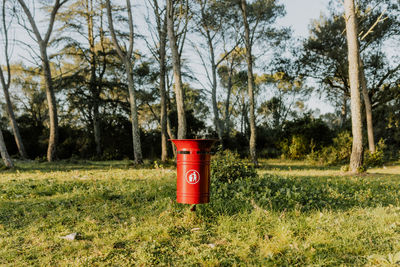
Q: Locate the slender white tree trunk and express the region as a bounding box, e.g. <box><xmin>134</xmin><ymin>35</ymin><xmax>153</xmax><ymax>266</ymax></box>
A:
<box><xmin>106</xmin><ymin>0</ymin><xmax>143</xmax><ymax>164</ymax></box>
<box><xmin>344</xmin><ymin>0</ymin><xmax>364</xmax><ymax>172</ymax></box>
<box><xmin>0</xmin><ymin>129</ymin><xmax>13</xmax><ymax>168</ymax></box>
<box><xmin>240</xmin><ymin>0</ymin><xmax>258</xmax><ymax>166</ymax></box>
<box><xmin>166</xmin><ymin>0</ymin><xmax>186</xmax><ymax>139</ymax></box>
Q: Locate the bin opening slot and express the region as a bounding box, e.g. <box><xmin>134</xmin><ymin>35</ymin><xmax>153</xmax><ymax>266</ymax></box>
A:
<box><xmin>177</xmin><ymin>151</ymin><xmax>190</xmax><ymax>154</ymax></box>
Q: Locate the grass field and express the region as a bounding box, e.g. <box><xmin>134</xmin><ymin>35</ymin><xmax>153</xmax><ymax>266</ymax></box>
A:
<box><xmin>1</xmin><ymin>159</ymin><xmax>400</xmax><ymax>266</ymax></box>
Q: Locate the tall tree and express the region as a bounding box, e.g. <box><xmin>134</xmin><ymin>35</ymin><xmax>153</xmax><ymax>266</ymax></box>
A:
<box><xmin>57</xmin><ymin>0</ymin><xmax>109</xmax><ymax>157</ymax></box>
<box><xmin>166</xmin><ymin>0</ymin><xmax>187</xmax><ymax>139</ymax></box>
<box><xmin>17</xmin><ymin>0</ymin><xmax>68</xmax><ymax>161</ymax></box>
<box><xmin>301</xmin><ymin>0</ymin><xmax>400</xmax><ymax>144</ymax></box>
<box><xmin>344</xmin><ymin>0</ymin><xmax>363</xmax><ymax>172</ymax></box>
<box><xmin>0</xmin><ymin>0</ymin><xmax>27</xmax><ymax>158</ymax></box>
<box><xmin>237</xmin><ymin>0</ymin><xmax>285</xmax><ymax>165</ymax></box>
<box><xmin>192</xmin><ymin>0</ymin><xmax>240</xmax><ymax>145</ymax></box>
<box><xmin>146</xmin><ymin>0</ymin><xmax>169</xmax><ymax>161</ymax></box>
<box><xmin>239</xmin><ymin>0</ymin><xmax>257</xmax><ymax>165</ymax></box>
<box><xmin>105</xmin><ymin>0</ymin><xmax>143</xmax><ymax>164</ymax></box>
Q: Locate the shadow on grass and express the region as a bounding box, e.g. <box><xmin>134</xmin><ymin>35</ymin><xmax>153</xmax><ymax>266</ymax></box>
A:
<box><xmin>5</xmin><ymin>160</ymin><xmax>176</xmax><ymax>173</ymax></box>
<box><xmin>199</xmin><ymin>174</ymin><xmax>400</xmax><ymax>216</ymax></box>
<box><xmin>258</xmin><ymin>163</ymin><xmax>341</xmax><ymax>171</ymax></box>
<box><xmin>0</xmin><ymin>178</ymin><xmax>176</xmax><ymax>230</ymax></box>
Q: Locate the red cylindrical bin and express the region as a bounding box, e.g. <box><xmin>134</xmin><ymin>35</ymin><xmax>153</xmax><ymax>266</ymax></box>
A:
<box><xmin>170</xmin><ymin>139</ymin><xmax>217</xmax><ymax>204</ymax></box>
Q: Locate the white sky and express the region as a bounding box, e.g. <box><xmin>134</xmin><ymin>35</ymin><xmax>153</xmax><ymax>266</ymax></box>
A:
<box><xmin>2</xmin><ymin>0</ymin><xmax>336</xmax><ymax>114</ymax></box>
<box><xmin>275</xmin><ymin>0</ymin><xmax>334</xmax><ymax>114</ymax></box>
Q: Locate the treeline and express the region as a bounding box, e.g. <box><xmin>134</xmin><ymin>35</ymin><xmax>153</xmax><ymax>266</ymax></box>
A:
<box><xmin>0</xmin><ymin>0</ymin><xmax>399</xmax><ymax>169</ymax></box>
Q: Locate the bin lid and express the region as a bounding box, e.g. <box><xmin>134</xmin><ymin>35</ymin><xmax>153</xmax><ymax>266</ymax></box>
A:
<box><xmin>170</xmin><ymin>139</ymin><xmax>218</xmax><ymax>150</ymax></box>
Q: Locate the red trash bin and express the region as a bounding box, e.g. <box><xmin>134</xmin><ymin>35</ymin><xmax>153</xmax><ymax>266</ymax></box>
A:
<box><xmin>170</xmin><ymin>139</ymin><xmax>217</xmax><ymax>204</ymax></box>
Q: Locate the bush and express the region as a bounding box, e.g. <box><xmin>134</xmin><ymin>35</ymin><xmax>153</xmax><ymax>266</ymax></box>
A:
<box><xmin>280</xmin><ymin>135</ymin><xmax>309</xmax><ymax>160</ymax></box>
<box><xmin>211</xmin><ymin>150</ymin><xmax>257</xmax><ymax>184</ymax></box>
<box><xmin>307</xmin><ymin>132</ymin><xmax>352</xmax><ymax>165</ymax></box>
<box><xmin>364</xmin><ymin>138</ymin><xmax>387</xmax><ymax>168</ymax></box>
<box><xmin>204</xmin><ymin>150</ymin><xmax>258</xmax><ymax>214</ymax></box>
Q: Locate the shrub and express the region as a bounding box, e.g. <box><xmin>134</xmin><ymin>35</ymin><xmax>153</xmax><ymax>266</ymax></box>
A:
<box><xmin>280</xmin><ymin>135</ymin><xmax>309</xmax><ymax>160</ymax></box>
<box><xmin>211</xmin><ymin>150</ymin><xmax>257</xmax><ymax>184</ymax></box>
<box><xmin>204</xmin><ymin>150</ymin><xmax>258</xmax><ymax>214</ymax></box>
<box><xmin>364</xmin><ymin>138</ymin><xmax>387</xmax><ymax>168</ymax></box>
<box><xmin>307</xmin><ymin>132</ymin><xmax>352</xmax><ymax>165</ymax></box>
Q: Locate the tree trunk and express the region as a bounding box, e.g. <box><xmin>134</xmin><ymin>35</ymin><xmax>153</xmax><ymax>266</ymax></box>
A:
<box><xmin>341</xmin><ymin>93</ymin><xmax>347</xmax><ymax>127</ymax></box>
<box><xmin>1</xmin><ymin>77</ymin><xmax>27</xmax><ymax>159</ymax></box>
<box><xmin>0</xmin><ymin>129</ymin><xmax>13</xmax><ymax>168</ymax></box>
<box><xmin>359</xmin><ymin>57</ymin><xmax>375</xmax><ymax>153</ymax></box>
<box><xmin>167</xmin><ymin>116</ymin><xmax>176</xmax><ymax>158</ymax></box>
<box><xmin>209</xmin><ymin>39</ymin><xmax>224</xmax><ymax>144</ymax></box>
<box><xmin>124</xmin><ymin>59</ymin><xmax>143</xmax><ymax>164</ymax></box>
<box><xmin>86</xmin><ymin>0</ymin><xmax>102</xmax><ymax>157</ymax></box>
<box><xmin>159</xmin><ymin>10</ymin><xmax>168</xmax><ymax>162</ymax></box>
<box><xmin>224</xmin><ymin>63</ymin><xmax>234</xmax><ymax>136</ymax></box>
<box><xmin>0</xmin><ymin>0</ymin><xmax>27</xmax><ymax>159</ymax></box>
<box><xmin>40</xmin><ymin>45</ymin><xmax>59</xmax><ymax>162</ymax></box>
<box><xmin>93</xmin><ymin>99</ymin><xmax>101</xmax><ymax>156</ymax></box>
<box><xmin>240</xmin><ymin>0</ymin><xmax>258</xmax><ymax>166</ymax></box>
<box><xmin>17</xmin><ymin>0</ymin><xmax>63</xmax><ymax>162</ymax></box>
<box><xmin>344</xmin><ymin>0</ymin><xmax>363</xmax><ymax>172</ymax></box>
<box><xmin>167</xmin><ymin>0</ymin><xmax>186</xmax><ymax>139</ymax></box>
<box><xmin>106</xmin><ymin>0</ymin><xmax>143</xmax><ymax>164</ymax></box>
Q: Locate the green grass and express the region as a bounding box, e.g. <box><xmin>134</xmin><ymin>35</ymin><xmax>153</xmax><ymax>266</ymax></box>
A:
<box><xmin>1</xmin><ymin>159</ymin><xmax>400</xmax><ymax>266</ymax></box>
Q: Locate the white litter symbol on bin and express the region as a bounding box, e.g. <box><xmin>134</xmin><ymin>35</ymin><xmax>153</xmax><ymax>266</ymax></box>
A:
<box><xmin>186</xmin><ymin>170</ymin><xmax>200</xmax><ymax>184</ymax></box>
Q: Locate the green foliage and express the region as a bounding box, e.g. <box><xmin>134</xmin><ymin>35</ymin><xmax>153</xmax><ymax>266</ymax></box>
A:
<box><xmin>364</xmin><ymin>138</ymin><xmax>387</xmax><ymax>168</ymax></box>
<box><xmin>308</xmin><ymin>132</ymin><xmax>352</xmax><ymax>165</ymax></box>
<box><xmin>211</xmin><ymin>150</ymin><xmax>257</xmax><ymax>184</ymax></box>
<box><xmin>280</xmin><ymin>135</ymin><xmax>309</xmax><ymax>160</ymax></box>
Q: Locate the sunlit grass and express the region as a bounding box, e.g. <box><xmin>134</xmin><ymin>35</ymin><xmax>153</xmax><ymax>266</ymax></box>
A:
<box><xmin>1</xmin><ymin>159</ymin><xmax>400</xmax><ymax>265</ymax></box>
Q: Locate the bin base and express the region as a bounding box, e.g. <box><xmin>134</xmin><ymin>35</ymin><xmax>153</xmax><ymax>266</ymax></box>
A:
<box><xmin>177</xmin><ymin>193</ymin><xmax>209</xmax><ymax>204</ymax></box>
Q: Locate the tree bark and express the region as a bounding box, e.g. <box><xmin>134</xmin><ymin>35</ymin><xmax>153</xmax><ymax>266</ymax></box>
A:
<box><xmin>208</xmin><ymin>35</ymin><xmax>224</xmax><ymax>144</ymax></box>
<box><xmin>124</xmin><ymin>59</ymin><xmax>143</xmax><ymax>164</ymax></box>
<box><xmin>159</xmin><ymin>17</ymin><xmax>168</xmax><ymax>161</ymax></box>
<box><xmin>359</xmin><ymin>57</ymin><xmax>375</xmax><ymax>153</ymax></box>
<box><xmin>340</xmin><ymin>93</ymin><xmax>347</xmax><ymax>127</ymax></box>
<box><xmin>17</xmin><ymin>0</ymin><xmax>64</xmax><ymax>162</ymax></box>
<box><xmin>0</xmin><ymin>129</ymin><xmax>13</xmax><ymax>168</ymax></box>
<box><xmin>0</xmin><ymin>83</ymin><xmax>27</xmax><ymax>159</ymax></box>
<box><xmin>106</xmin><ymin>0</ymin><xmax>143</xmax><ymax>164</ymax></box>
<box><xmin>240</xmin><ymin>0</ymin><xmax>258</xmax><ymax>166</ymax></box>
<box><xmin>344</xmin><ymin>0</ymin><xmax>363</xmax><ymax>172</ymax></box>
<box><xmin>153</xmin><ymin>1</ymin><xmax>168</xmax><ymax>161</ymax></box>
<box><xmin>86</xmin><ymin>0</ymin><xmax>102</xmax><ymax>157</ymax></box>
<box><xmin>224</xmin><ymin>61</ymin><xmax>234</xmax><ymax>136</ymax></box>
<box><xmin>40</xmin><ymin>46</ymin><xmax>59</xmax><ymax>162</ymax></box>
<box><xmin>166</xmin><ymin>0</ymin><xmax>186</xmax><ymax>139</ymax></box>
<box><xmin>0</xmin><ymin>0</ymin><xmax>27</xmax><ymax>159</ymax></box>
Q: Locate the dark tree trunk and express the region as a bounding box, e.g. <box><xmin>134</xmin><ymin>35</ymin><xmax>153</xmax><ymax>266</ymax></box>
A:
<box><xmin>359</xmin><ymin>57</ymin><xmax>375</xmax><ymax>153</ymax></box>
<box><xmin>157</xmin><ymin>5</ymin><xmax>168</xmax><ymax>162</ymax></box>
<box><xmin>86</xmin><ymin>0</ymin><xmax>102</xmax><ymax>157</ymax></box>
<box><xmin>341</xmin><ymin>93</ymin><xmax>347</xmax><ymax>127</ymax></box>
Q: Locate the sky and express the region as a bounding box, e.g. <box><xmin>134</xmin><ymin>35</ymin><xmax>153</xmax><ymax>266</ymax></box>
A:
<box><xmin>2</xmin><ymin>0</ymin><xmax>336</xmax><ymax>115</ymax></box>
<box><xmin>275</xmin><ymin>0</ymin><xmax>334</xmax><ymax>114</ymax></box>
